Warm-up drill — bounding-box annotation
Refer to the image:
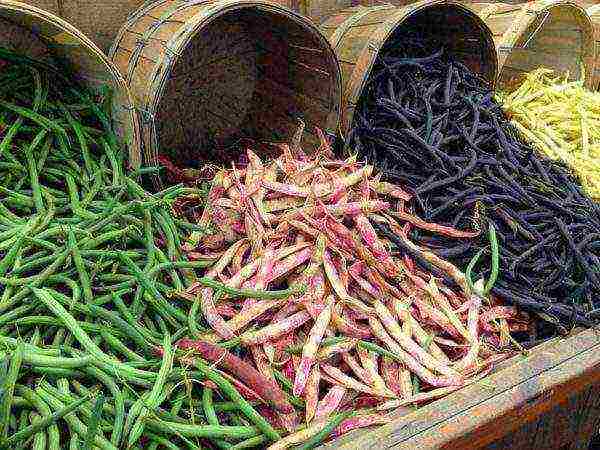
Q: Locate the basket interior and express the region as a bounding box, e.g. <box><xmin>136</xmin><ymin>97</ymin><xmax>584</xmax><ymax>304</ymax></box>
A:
<box><xmin>499</xmin><ymin>4</ymin><xmax>593</xmax><ymax>90</ymax></box>
<box><xmin>384</xmin><ymin>4</ymin><xmax>497</xmax><ymax>85</ymax></box>
<box><xmin>155</xmin><ymin>6</ymin><xmax>341</xmax><ymax>167</ymax></box>
<box><xmin>0</xmin><ymin>15</ymin><xmax>50</xmax><ymax>62</ymax></box>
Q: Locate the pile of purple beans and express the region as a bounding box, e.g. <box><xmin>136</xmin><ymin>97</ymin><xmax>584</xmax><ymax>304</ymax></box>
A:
<box><xmin>349</xmin><ymin>39</ymin><xmax>600</xmax><ymax>330</ymax></box>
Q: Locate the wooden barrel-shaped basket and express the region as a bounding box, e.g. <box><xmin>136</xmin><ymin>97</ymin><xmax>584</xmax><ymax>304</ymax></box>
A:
<box><xmin>17</xmin><ymin>0</ymin><xmax>146</xmax><ymax>52</ymax></box>
<box><xmin>0</xmin><ymin>0</ymin><xmax>141</xmax><ymax>167</ymax></box>
<box><xmin>470</xmin><ymin>1</ymin><xmax>595</xmax><ymax>91</ymax></box>
<box><xmin>581</xmin><ymin>3</ymin><xmax>600</xmax><ymax>89</ymax></box>
<box><xmin>110</xmin><ymin>0</ymin><xmax>342</xmax><ymax>188</ymax></box>
<box><xmin>320</xmin><ymin>0</ymin><xmax>498</xmax><ymax>136</ymax></box>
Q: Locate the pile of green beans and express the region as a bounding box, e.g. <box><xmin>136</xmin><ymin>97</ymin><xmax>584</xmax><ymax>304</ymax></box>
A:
<box><xmin>0</xmin><ymin>49</ymin><xmax>296</xmax><ymax>450</ymax></box>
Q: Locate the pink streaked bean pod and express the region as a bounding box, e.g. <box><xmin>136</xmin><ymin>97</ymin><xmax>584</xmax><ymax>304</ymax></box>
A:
<box><xmin>293</xmin><ymin>295</ymin><xmax>335</xmax><ymax>396</ymax></box>
<box><xmin>314</xmin><ymin>385</ymin><xmax>347</xmax><ymax>420</ymax></box>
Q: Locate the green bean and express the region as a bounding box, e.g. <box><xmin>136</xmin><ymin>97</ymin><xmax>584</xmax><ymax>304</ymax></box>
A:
<box><xmin>17</xmin><ymin>386</ymin><xmax>60</xmax><ymax>450</ymax></box>
<box><xmin>213</xmin><ymin>402</ymin><xmax>250</xmax><ymax>413</ymax></box>
<box><xmin>0</xmin><ymin>100</ymin><xmax>68</xmax><ymax>136</ymax></box>
<box><xmin>99</xmin><ymin>329</ymin><xmax>145</xmax><ymax>362</ymax></box>
<box><xmin>15</xmin><ymin>409</ymin><xmax>29</xmax><ymax>442</ymax></box>
<box><xmin>9</xmin><ymin>396</ymin><xmax>30</xmax><ymax>409</ymax></box>
<box><xmin>58</xmin><ymin>103</ymin><xmax>95</xmax><ymax>178</ymax></box>
<box><xmin>24</xmin><ymin>352</ymin><xmax>93</xmax><ymax>369</ymax></box>
<box><xmin>39</xmin><ymin>381</ymin><xmax>111</xmax><ymax>433</ymax></box>
<box><xmin>81</xmin><ymin>250</ymin><xmax>144</xmax><ymax>260</ymax></box>
<box><xmin>296</xmin><ymin>411</ymin><xmax>353</xmax><ymax>450</ymax></box>
<box><xmin>67</xmin><ymin>229</ymin><xmax>93</xmax><ymax>303</ymax></box>
<box><xmin>0</xmin><ymin>117</ymin><xmax>24</xmax><ymax>161</ymax></box>
<box><xmin>271</xmin><ymin>370</ymin><xmax>305</xmax><ymax>408</ymax></box>
<box><xmin>66</xmin><ymin>175</ymin><xmax>96</xmax><ymax>221</ymax></box>
<box><xmin>76</xmin><ymin>299</ymin><xmax>155</xmax><ymax>356</ymax></box>
<box><xmin>2</xmin><ymin>248</ymin><xmax>69</xmax><ymax>301</ymax></box>
<box><xmin>193</xmin><ymin>277</ymin><xmax>303</xmax><ymax>300</ymax></box>
<box><xmin>131</xmin><ymin>248</ymin><xmax>153</xmax><ymax>318</ymax></box>
<box><xmin>169</xmin><ymin>391</ymin><xmax>186</xmax><ymax>417</ymax></box>
<box><xmin>22</xmin><ymin>236</ymin><xmax>59</xmax><ymax>253</ymax></box>
<box><xmin>0</xmin><ymin>215</ymin><xmax>39</xmax><ymax>277</ymax></box>
<box><xmin>100</xmin><ymin>139</ymin><xmax>121</xmax><ymax>187</ymax></box>
<box><xmin>29</xmin><ymin>327</ymin><xmax>42</xmax><ymax>347</ymax></box>
<box><xmin>80</xmin><ymin>169</ymin><xmax>105</xmax><ymax>209</ymax></box>
<box><xmin>69</xmin><ymin>435</ymin><xmax>79</xmax><ymax>450</ymax></box>
<box><xmin>29</xmin><ymin>413</ymin><xmax>47</xmax><ymax>450</ymax></box>
<box><xmin>172</xmin><ymin>326</ymin><xmax>191</xmax><ymax>342</ymax></box>
<box><xmin>484</xmin><ymin>223</ymin><xmax>499</xmax><ymax>296</ymax></box>
<box><xmin>82</xmin><ymin>366</ymin><xmax>124</xmax><ymax>447</ymax></box>
<box><xmin>188</xmin><ymin>295</ymin><xmax>203</xmax><ymax>339</ymax></box>
<box><xmin>78</xmin><ymin>226</ymin><xmax>134</xmax><ymax>251</ymax></box>
<box><xmin>144</xmin><ymin>431</ymin><xmax>183</xmax><ymax>450</ymax></box>
<box><xmin>28</xmin><ymin>367</ymin><xmax>85</xmax><ymax>379</ymax></box>
<box><xmin>154</xmin><ymin>247</ymin><xmax>184</xmax><ymax>291</ymax></box>
<box><xmin>229</xmin><ymin>435</ymin><xmax>268</xmax><ymax>450</ymax></box>
<box><xmin>154</xmin><ymin>313</ymin><xmax>170</xmax><ymax>335</ymax></box>
<box><xmin>83</xmin><ymin>392</ymin><xmax>105</xmax><ymax>450</ymax></box>
<box><xmin>109</xmin><ymin>292</ymin><xmax>160</xmax><ymax>344</ymax></box>
<box><xmin>12</xmin><ymin>316</ymin><xmax>116</xmax><ymax>336</ymax></box>
<box><xmin>144</xmin><ymin>419</ymin><xmax>260</xmax><ymax>440</ymax></box>
<box><xmin>36</xmin><ymin>134</ymin><xmax>52</xmax><ymax>174</ymax></box>
<box><xmin>466</xmin><ymin>248</ymin><xmax>485</xmax><ymax>297</ymax></box>
<box><xmin>193</xmin><ymin>359</ymin><xmax>281</xmax><ymax>442</ymax></box>
<box><xmin>357</xmin><ymin>340</ymin><xmax>404</xmax><ymax>364</ymax></box>
<box><xmin>1</xmin><ymin>389</ymin><xmax>95</xmax><ymax>448</ymax></box>
<box><xmin>126</xmin><ymin>334</ymin><xmax>173</xmax><ymax>448</ymax></box>
<box><xmin>412</xmin><ymin>376</ymin><xmax>421</xmax><ymax>395</ymax></box>
<box><xmin>203</xmin><ymin>387</ymin><xmax>233</xmax><ymax>449</ymax></box>
<box><xmin>0</xmin><ymin>303</ymin><xmax>36</xmax><ymax>327</ymax></box>
<box><xmin>155</xmin><ymin>209</ymin><xmax>180</xmax><ymax>261</ymax></box>
<box><xmin>90</xmin><ymin>289</ymin><xmax>132</xmax><ymax>308</ymax></box>
<box><xmin>0</xmin><ymin>336</ymin><xmax>60</xmax><ymax>355</ymax></box>
<box><xmin>32</xmin><ymin>288</ymin><xmax>156</xmax><ymax>382</ymax></box>
<box><xmin>35</xmin><ymin>387</ymin><xmax>116</xmax><ymax>450</ymax></box>
<box><xmin>24</xmin><ymin>129</ymin><xmax>48</xmax><ymax>213</ymax></box>
<box><xmin>147</xmin><ymin>260</ymin><xmax>212</xmax><ymax>277</ymax></box>
<box><xmin>0</xmin><ymin>343</ymin><xmax>23</xmax><ymax>438</ymax></box>
<box><xmin>119</xmin><ymin>253</ymin><xmax>187</xmax><ymax>323</ymax></box>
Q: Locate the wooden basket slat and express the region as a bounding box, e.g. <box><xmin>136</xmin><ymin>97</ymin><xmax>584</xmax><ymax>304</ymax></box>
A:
<box><xmin>319</xmin><ymin>0</ymin><xmax>497</xmax><ymax>136</ymax></box>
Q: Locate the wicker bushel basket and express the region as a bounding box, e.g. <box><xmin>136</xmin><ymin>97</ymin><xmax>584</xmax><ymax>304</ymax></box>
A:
<box><xmin>0</xmin><ymin>0</ymin><xmax>141</xmax><ymax>167</ymax></box>
<box><xmin>16</xmin><ymin>0</ymin><xmax>146</xmax><ymax>53</ymax></box>
<box><xmin>110</xmin><ymin>0</ymin><xmax>342</xmax><ymax>188</ymax></box>
<box><xmin>470</xmin><ymin>1</ymin><xmax>595</xmax><ymax>91</ymax></box>
<box><xmin>319</xmin><ymin>0</ymin><xmax>498</xmax><ymax>136</ymax></box>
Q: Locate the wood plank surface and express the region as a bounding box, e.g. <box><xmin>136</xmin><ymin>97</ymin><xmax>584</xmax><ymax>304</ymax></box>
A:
<box><xmin>322</xmin><ymin>328</ymin><xmax>600</xmax><ymax>449</ymax></box>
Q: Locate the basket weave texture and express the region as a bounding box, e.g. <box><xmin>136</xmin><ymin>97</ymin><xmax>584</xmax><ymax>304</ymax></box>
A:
<box><xmin>17</xmin><ymin>0</ymin><xmax>145</xmax><ymax>52</ymax></box>
<box><xmin>0</xmin><ymin>0</ymin><xmax>141</xmax><ymax>167</ymax></box>
<box><xmin>110</xmin><ymin>0</ymin><xmax>342</xmax><ymax>188</ymax></box>
<box><xmin>320</xmin><ymin>0</ymin><xmax>498</xmax><ymax>135</ymax></box>
<box><xmin>580</xmin><ymin>2</ymin><xmax>600</xmax><ymax>89</ymax></box>
<box><xmin>470</xmin><ymin>0</ymin><xmax>595</xmax><ymax>90</ymax></box>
